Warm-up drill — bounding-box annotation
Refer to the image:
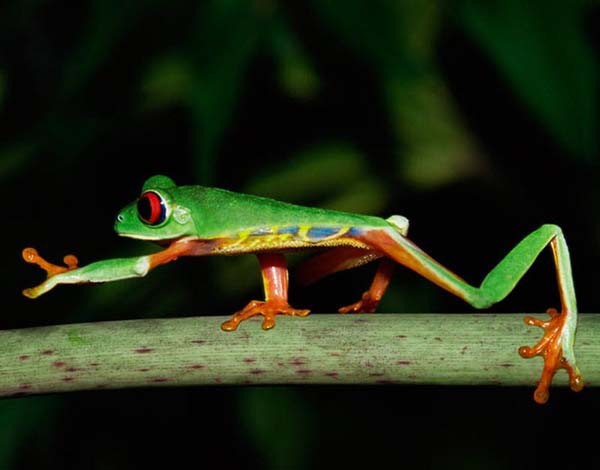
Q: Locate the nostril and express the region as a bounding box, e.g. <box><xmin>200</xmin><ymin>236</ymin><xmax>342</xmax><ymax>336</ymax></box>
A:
<box><xmin>116</xmin><ymin>214</ymin><xmax>125</xmax><ymax>223</ymax></box>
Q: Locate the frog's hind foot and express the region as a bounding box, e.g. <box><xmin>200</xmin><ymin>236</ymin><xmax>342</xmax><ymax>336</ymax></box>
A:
<box><xmin>221</xmin><ymin>300</ymin><xmax>310</xmax><ymax>331</ymax></box>
<box><xmin>338</xmin><ymin>291</ymin><xmax>380</xmax><ymax>313</ymax></box>
<box><xmin>519</xmin><ymin>308</ymin><xmax>583</xmax><ymax>404</ymax></box>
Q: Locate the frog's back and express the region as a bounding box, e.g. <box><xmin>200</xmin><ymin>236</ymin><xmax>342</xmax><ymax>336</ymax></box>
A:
<box><xmin>181</xmin><ymin>186</ymin><xmax>391</xmax><ymax>239</ymax></box>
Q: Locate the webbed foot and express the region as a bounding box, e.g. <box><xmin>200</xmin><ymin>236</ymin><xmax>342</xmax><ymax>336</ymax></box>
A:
<box><xmin>22</xmin><ymin>247</ymin><xmax>79</xmax><ymax>298</ymax></box>
<box><xmin>519</xmin><ymin>308</ymin><xmax>583</xmax><ymax>404</ymax></box>
<box><xmin>338</xmin><ymin>291</ymin><xmax>380</xmax><ymax>313</ymax></box>
<box><xmin>221</xmin><ymin>300</ymin><xmax>310</xmax><ymax>331</ymax></box>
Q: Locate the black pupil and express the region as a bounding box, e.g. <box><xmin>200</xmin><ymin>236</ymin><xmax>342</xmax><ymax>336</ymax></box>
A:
<box><xmin>137</xmin><ymin>192</ymin><xmax>165</xmax><ymax>225</ymax></box>
<box><xmin>137</xmin><ymin>196</ymin><xmax>153</xmax><ymax>222</ymax></box>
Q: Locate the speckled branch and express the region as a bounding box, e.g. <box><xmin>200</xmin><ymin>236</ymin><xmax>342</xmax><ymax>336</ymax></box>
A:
<box><xmin>1</xmin><ymin>314</ymin><xmax>598</xmax><ymax>397</ymax></box>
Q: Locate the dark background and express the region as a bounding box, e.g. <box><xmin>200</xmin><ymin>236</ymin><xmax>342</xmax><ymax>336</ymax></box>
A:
<box><xmin>1</xmin><ymin>1</ymin><xmax>599</xmax><ymax>468</ymax></box>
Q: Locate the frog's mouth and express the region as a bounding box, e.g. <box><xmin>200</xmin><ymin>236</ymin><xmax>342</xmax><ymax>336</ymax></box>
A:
<box><xmin>115</xmin><ymin>231</ymin><xmax>165</xmax><ymax>241</ymax></box>
<box><xmin>117</xmin><ymin>231</ymin><xmax>193</xmax><ymax>245</ymax></box>
<box><xmin>113</xmin><ymin>216</ymin><xmax>187</xmax><ymax>241</ymax></box>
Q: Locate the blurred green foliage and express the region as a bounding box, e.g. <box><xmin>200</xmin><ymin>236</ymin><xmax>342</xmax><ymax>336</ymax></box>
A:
<box><xmin>0</xmin><ymin>398</ymin><xmax>60</xmax><ymax>468</ymax></box>
<box><xmin>1</xmin><ymin>0</ymin><xmax>599</xmax><ymax>468</ymax></box>
<box><xmin>238</xmin><ymin>388</ymin><xmax>316</xmax><ymax>470</ymax></box>
<box><xmin>457</xmin><ymin>0</ymin><xmax>598</xmax><ymax>160</ymax></box>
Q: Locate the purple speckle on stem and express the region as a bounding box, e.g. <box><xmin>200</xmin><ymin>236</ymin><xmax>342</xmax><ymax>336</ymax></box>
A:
<box><xmin>239</xmin><ymin>331</ymin><xmax>250</xmax><ymax>340</ymax></box>
<box><xmin>187</xmin><ymin>364</ymin><xmax>205</xmax><ymax>370</ymax></box>
<box><xmin>295</xmin><ymin>369</ymin><xmax>312</xmax><ymax>375</ymax></box>
<box><xmin>249</xmin><ymin>369</ymin><xmax>266</xmax><ymax>375</ymax></box>
<box><xmin>243</xmin><ymin>358</ymin><xmax>256</xmax><ymax>363</ymax></box>
<box><xmin>134</xmin><ymin>347</ymin><xmax>155</xmax><ymax>354</ymax></box>
<box><xmin>289</xmin><ymin>358</ymin><xmax>306</xmax><ymax>366</ymax></box>
<box><xmin>41</xmin><ymin>349</ymin><xmax>55</xmax><ymax>356</ymax></box>
<box><xmin>375</xmin><ymin>379</ymin><xmax>396</xmax><ymax>384</ymax></box>
<box><xmin>396</xmin><ymin>335</ymin><xmax>407</xmax><ymax>339</ymax></box>
<box><xmin>151</xmin><ymin>378</ymin><xmax>169</xmax><ymax>383</ymax></box>
<box><xmin>19</xmin><ymin>355</ymin><xmax>30</xmax><ymax>361</ymax></box>
<box><xmin>325</xmin><ymin>372</ymin><xmax>339</xmax><ymax>379</ymax></box>
<box><xmin>369</xmin><ymin>372</ymin><xmax>385</xmax><ymax>377</ymax></box>
<box><xmin>191</xmin><ymin>340</ymin><xmax>206</xmax><ymax>345</ymax></box>
<box><xmin>499</xmin><ymin>363</ymin><xmax>514</xmax><ymax>368</ymax></box>
<box><xmin>65</xmin><ymin>367</ymin><xmax>80</xmax><ymax>372</ymax></box>
<box><xmin>137</xmin><ymin>368</ymin><xmax>151</xmax><ymax>372</ymax></box>
<box><xmin>62</xmin><ymin>377</ymin><xmax>74</xmax><ymax>382</ymax></box>
<box><xmin>397</xmin><ymin>360</ymin><xmax>412</xmax><ymax>366</ymax></box>
<box><xmin>52</xmin><ymin>361</ymin><xmax>66</xmax><ymax>368</ymax></box>
<box><xmin>19</xmin><ymin>384</ymin><xmax>31</xmax><ymax>391</ymax></box>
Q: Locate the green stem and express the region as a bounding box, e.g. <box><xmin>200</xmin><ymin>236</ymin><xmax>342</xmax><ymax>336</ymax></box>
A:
<box><xmin>1</xmin><ymin>314</ymin><xmax>598</xmax><ymax>397</ymax></box>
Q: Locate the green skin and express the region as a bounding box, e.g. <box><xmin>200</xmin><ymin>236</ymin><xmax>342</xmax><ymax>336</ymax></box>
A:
<box><xmin>22</xmin><ymin>175</ymin><xmax>582</xmax><ymax>403</ymax></box>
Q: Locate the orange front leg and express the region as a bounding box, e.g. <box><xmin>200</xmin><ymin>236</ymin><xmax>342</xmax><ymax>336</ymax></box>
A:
<box><xmin>221</xmin><ymin>253</ymin><xmax>310</xmax><ymax>331</ymax></box>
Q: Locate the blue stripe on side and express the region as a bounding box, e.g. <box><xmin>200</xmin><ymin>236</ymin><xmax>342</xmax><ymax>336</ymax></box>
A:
<box><xmin>277</xmin><ymin>226</ymin><xmax>299</xmax><ymax>235</ymax></box>
<box><xmin>306</xmin><ymin>227</ymin><xmax>340</xmax><ymax>240</ymax></box>
<box><xmin>347</xmin><ymin>227</ymin><xmax>364</xmax><ymax>237</ymax></box>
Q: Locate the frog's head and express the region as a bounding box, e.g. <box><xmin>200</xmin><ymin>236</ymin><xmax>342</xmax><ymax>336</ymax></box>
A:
<box><xmin>114</xmin><ymin>175</ymin><xmax>196</xmax><ymax>242</ymax></box>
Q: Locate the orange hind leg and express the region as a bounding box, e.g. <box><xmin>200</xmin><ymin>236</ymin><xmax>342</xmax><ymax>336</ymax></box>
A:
<box><xmin>338</xmin><ymin>259</ymin><xmax>395</xmax><ymax>313</ymax></box>
<box><xmin>296</xmin><ymin>245</ymin><xmax>392</xmax><ymax>313</ymax></box>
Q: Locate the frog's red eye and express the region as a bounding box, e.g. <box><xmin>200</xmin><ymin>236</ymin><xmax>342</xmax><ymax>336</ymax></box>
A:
<box><xmin>137</xmin><ymin>191</ymin><xmax>166</xmax><ymax>225</ymax></box>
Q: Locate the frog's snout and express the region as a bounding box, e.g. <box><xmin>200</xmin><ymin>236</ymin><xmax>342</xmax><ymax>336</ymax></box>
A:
<box><xmin>114</xmin><ymin>213</ymin><xmax>126</xmax><ymax>232</ymax></box>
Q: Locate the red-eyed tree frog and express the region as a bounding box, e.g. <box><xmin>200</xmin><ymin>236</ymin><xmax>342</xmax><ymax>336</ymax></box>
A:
<box><xmin>22</xmin><ymin>175</ymin><xmax>582</xmax><ymax>403</ymax></box>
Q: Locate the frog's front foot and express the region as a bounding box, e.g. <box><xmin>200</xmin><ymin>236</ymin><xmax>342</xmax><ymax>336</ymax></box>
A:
<box><xmin>22</xmin><ymin>247</ymin><xmax>79</xmax><ymax>298</ymax></box>
<box><xmin>221</xmin><ymin>300</ymin><xmax>310</xmax><ymax>331</ymax></box>
<box><xmin>338</xmin><ymin>291</ymin><xmax>380</xmax><ymax>314</ymax></box>
<box><xmin>519</xmin><ymin>308</ymin><xmax>583</xmax><ymax>404</ymax></box>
